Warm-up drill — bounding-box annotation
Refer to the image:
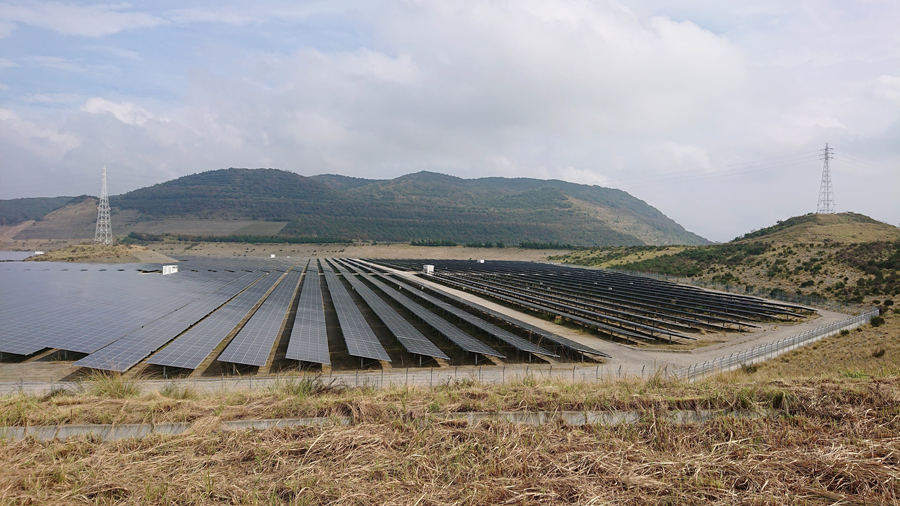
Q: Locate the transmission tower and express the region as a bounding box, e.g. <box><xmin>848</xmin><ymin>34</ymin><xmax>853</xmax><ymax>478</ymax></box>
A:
<box><xmin>93</xmin><ymin>165</ymin><xmax>113</xmax><ymax>245</ymax></box>
<box><xmin>816</xmin><ymin>143</ymin><xmax>835</xmax><ymax>214</ymax></box>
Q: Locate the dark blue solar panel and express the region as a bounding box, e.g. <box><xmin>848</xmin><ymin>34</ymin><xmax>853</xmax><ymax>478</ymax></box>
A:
<box><xmin>218</xmin><ymin>266</ymin><xmax>304</xmax><ymax>366</ymax></box>
<box><xmin>285</xmin><ymin>260</ymin><xmax>330</xmax><ymax>364</ymax></box>
<box><xmin>330</xmin><ymin>259</ymin><xmax>448</xmax><ymax>360</ymax></box>
<box><xmin>321</xmin><ymin>260</ymin><xmax>391</xmax><ymax>362</ymax></box>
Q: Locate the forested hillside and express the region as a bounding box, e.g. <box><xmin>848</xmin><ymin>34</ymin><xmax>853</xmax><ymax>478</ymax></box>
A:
<box><xmin>0</xmin><ymin>196</ymin><xmax>74</xmax><ymax>226</ymax></box>
<box><xmin>8</xmin><ymin>168</ymin><xmax>709</xmax><ymax>246</ymax></box>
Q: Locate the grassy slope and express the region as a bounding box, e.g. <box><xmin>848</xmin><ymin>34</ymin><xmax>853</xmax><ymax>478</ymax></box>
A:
<box><xmin>734</xmin><ymin>212</ymin><xmax>900</xmax><ymax>244</ymax></box>
<box><xmin>552</xmin><ymin>214</ymin><xmax>900</xmax><ymax>305</ymax></box>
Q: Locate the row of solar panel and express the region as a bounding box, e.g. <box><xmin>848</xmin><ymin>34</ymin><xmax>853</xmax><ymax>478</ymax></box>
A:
<box><xmin>368</xmin><ymin>258</ymin><xmax>813</xmax><ymax>344</ymax></box>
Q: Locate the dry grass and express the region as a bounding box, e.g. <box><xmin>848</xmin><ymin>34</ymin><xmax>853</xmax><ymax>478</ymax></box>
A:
<box><xmin>1</xmin><ymin>377</ymin><xmax>898</xmax><ymax>505</ymax></box>
<box><xmin>0</xmin><ymin>374</ymin><xmax>851</xmax><ymax>428</ymax></box>
<box><xmin>2</xmin><ymin>329</ymin><xmax>899</xmax><ymax>503</ymax></box>
<box><xmin>731</xmin><ymin>309</ymin><xmax>900</xmax><ymax>380</ymax></box>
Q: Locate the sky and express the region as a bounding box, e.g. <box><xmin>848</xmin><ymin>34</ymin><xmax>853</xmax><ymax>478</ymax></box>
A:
<box><xmin>0</xmin><ymin>0</ymin><xmax>898</xmax><ymax>242</ymax></box>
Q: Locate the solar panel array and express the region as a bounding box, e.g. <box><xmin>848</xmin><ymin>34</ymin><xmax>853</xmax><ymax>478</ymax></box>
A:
<box><xmin>368</xmin><ymin>259</ymin><xmax>813</xmax><ymax>343</ymax></box>
<box><xmin>321</xmin><ymin>260</ymin><xmax>392</xmax><ymax>362</ymax></box>
<box><xmin>336</xmin><ymin>259</ymin><xmax>552</xmax><ymax>357</ymax></box>
<box><xmin>75</xmin><ymin>270</ymin><xmax>270</xmax><ymax>372</ymax></box>
<box><xmin>218</xmin><ymin>264</ymin><xmax>305</xmax><ymax>367</ymax></box>
<box><xmin>285</xmin><ymin>260</ymin><xmax>330</xmax><ymax>364</ymax></box>
<box><xmin>329</xmin><ymin>260</ymin><xmax>449</xmax><ymax>360</ymax></box>
<box><xmin>146</xmin><ymin>269</ymin><xmax>287</xmax><ymax>370</ymax></box>
<box><xmin>416</xmin><ymin>283</ymin><xmax>610</xmax><ymax>357</ymax></box>
<box><xmin>340</xmin><ymin>263</ymin><xmax>504</xmax><ymax>359</ymax></box>
<box><xmin>1</xmin><ymin>264</ymin><xmax>251</xmax><ymax>358</ymax></box>
<box><xmin>2</xmin><ymin>254</ymin><xmax>727</xmax><ymax>373</ymax></box>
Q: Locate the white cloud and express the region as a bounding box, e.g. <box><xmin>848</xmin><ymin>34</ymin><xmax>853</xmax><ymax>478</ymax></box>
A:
<box><xmin>0</xmin><ymin>82</ymin><xmax>8</xmax><ymax>90</ymax></box>
<box><xmin>872</xmin><ymin>75</ymin><xmax>900</xmax><ymax>105</ymax></box>
<box><xmin>0</xmin><ymin>1</ymin><xmax>163</xmax><ymax>37</ymax></box>
<box><xmin>0</xmin><ymin>57</ymin><xmax>16</xmax><ymax>68</ymax></box>
<box><xmin>645</xmin><ymin>141</ymin><xmax>712</xmax><ymax>171</ymax></box>
<box><xmin>0</xmin><ymin>107</ymin><xmax>79</xmax><ymax>150</ymax></box>
<box><xmin>80</xmin><ymin>98</ymin><xmax>160</xmax><ymax>125</ymax></box>
<box><xmin>1</xmin><ymin>0</ymin><xmax>897</xmax><ymax>240</ymax></box>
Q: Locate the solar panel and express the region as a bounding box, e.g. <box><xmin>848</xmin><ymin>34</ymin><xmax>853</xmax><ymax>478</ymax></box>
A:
<box><xmin>1</xmin><ymin>265</ymin><xmax>252</xmax><ymax>357</ymax></box>
<box><xmin>346</xmin><ymin>260</ymin><xmax>610</xmax><ymax>358</ymax></box>
<box><xmin>329</xmin><ymin>260</ymin><xmax>449</xmax><ymax>360</ymax></box>
<box><xmin>146</xmin><ymin>270</ymin><xmax>285</xmax><ymax>370</ymax></box>
<box><xmin>345</xmin><ymin>263</ymin><xmax>557</xmax><ymax>357</ymax></box>
<box><xmin>217</xmin><ymin>266</ymin><xmax>304</xmax><ymax>366</ymax></box>
<box><xmin>285</xmin><ymin>260</ymin><xmax>330</xmax><ymax>364</ymax></box>
<box><xmin>321</xmin><ymin>260</ymin><xmax>391</xmax><ymax>362</ymax></box>
<box><xmin>75</xmin><ymin>270</ymin><xmax>270</xmax><ymax>372</ymax></box>
<box><xmin>340</xmin><ymin>263</ymin><xmax>504</xmax><ymax>359</ymax></box>
<box><xmin>217</xmin><ymin>267</ymin><xmax>303</xmax><ymax>367</ymax></box>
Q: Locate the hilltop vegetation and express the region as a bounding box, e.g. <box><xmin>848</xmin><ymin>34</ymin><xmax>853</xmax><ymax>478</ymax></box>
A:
<box><xmin>3</xmin><ymin>168</ymin><xmax>707</xmax><ymax>247</ymax></box>
<box><xmin>553</xmin><ymin>213</ymin><xmax>900</xmax><ymax>305</ymax></box>
<box><xmin>734</xmin><ymin>212</ymin><xmax>899</xmax><ymax>243</ymax></box>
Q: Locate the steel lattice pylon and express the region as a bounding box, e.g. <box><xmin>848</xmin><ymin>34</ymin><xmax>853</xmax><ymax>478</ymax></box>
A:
<box><xmin>94</xmin><ymin>165</ymin><xmax>113</xmax><ymax>245</ymax></box>
<box><xmin>816</xmin><ymin>144</ymin><xmax>835</xmax><ymax>214</ymax></box>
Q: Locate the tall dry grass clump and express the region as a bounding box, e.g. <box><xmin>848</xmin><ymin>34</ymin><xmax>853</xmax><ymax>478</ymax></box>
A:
<box><xmin>80</xmin><ymin>371</ymin><xmax>141</xmax><ymax>398</ymax></box>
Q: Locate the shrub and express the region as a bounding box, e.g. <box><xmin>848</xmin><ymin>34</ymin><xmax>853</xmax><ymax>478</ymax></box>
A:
<box><xmin>870</xmin><ymin>316</ymin><xmax>884</xmax><ymax>327</ymax></box>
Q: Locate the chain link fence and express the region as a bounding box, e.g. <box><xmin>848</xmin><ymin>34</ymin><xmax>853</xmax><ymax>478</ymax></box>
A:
<box><xmin>673</xmin><ymin>308</ymin><xmax>880</xmax><ymax>381</ymax></box>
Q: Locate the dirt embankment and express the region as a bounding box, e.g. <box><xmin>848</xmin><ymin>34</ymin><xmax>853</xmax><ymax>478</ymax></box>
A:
<box><xmin>25</xmin><ymin>244</ymin><xmax>178</xmax><ymax>264</ymax></box>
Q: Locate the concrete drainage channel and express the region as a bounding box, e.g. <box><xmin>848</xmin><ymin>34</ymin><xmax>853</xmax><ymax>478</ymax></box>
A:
<box><xmin>1</xmin><ymin>409</ymin><xmax>770</xmax><ymax>442</ymax></box>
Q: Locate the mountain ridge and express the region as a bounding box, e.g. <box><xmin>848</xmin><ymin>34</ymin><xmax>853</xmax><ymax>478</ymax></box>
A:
<box><xmin>2</xmin><ymin>168</ymin><xmax>709</xmax><ymax>246</ymax></box>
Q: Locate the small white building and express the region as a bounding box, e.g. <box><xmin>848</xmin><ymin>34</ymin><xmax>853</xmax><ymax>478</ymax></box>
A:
<box><xmin>162</xmin><ymin>265</ymin><xmax>178</xmax><ymax>275</ymax></box>
<box><xmin>423</xmin><ymin>264</ymin><xmax>434</xmax><ymax>275</ymax></box>
<box><xmin>33</xmin><ymin>251</ymin><xmax>45</xmax><ymax>256</ymax></box>
<box><xmin>270</xmin><ymin>254</ymin><xmax>276</xmax><ymax>258</ymax></box>
<box><xmin>477</xmin><ymin>259</ymin><xmax>485</xmax><ymax>264</ymax></box>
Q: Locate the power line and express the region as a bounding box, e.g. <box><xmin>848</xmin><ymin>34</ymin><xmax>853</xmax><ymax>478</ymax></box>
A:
<box><xmin>609</xmin><ymin>152</ymin><xmax>820</xmax><ymax>190</ymax></box>
<box><xmin>603</xmin><ymin>151</ymin><xmax>818</xmax><ymax>186</ymax></box>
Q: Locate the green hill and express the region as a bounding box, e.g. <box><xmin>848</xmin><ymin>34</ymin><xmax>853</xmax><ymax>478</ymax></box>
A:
<box><xmin>5</xmin><ymin>168</ymin><xmax>709</xmax><ymax>246</ymax></box>
<box><xmin>552</xmin><ymin>212</ymin><xmax>900</xmax><ymax>304</ymax></box>
<box><xmin>732</xmin><ymin>212</ymin><xmax>900</xmax><ymax>244</ymax></box>
<box><xmin>0</xmin><ymin>196</ymin><xmax>75</xmax><ymax>226</ymax></box>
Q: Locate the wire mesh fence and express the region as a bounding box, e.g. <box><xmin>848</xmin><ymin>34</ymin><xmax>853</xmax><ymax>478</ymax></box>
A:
<box><xmin>673</xmin><ymin>308</ymin><xmax>880</xmax><ymax>381</ymax></box>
